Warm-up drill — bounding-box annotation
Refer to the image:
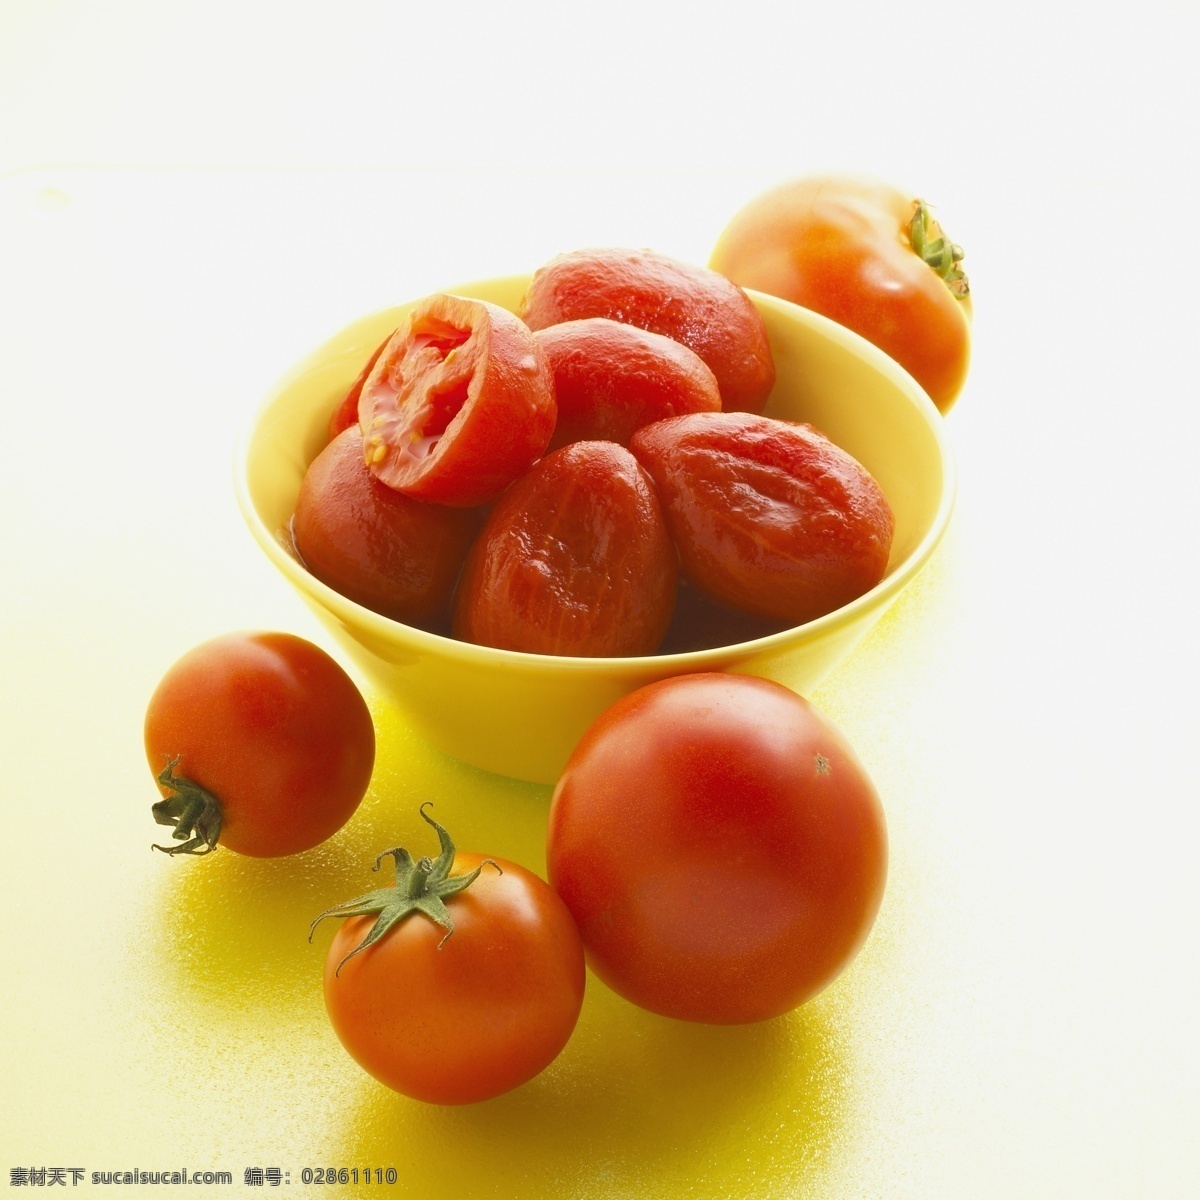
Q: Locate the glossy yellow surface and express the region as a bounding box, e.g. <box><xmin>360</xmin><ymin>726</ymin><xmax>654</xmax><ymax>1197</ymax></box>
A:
<box><xmin>237</xmin><ymin>277</ymin><xmax>953</xmax><ymax>783</ymax></box>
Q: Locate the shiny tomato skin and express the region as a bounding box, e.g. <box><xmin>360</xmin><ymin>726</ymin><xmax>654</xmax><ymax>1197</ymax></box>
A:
<box><xmin>547</xmin><ymin>674</ymin><xmax>887</xmax><ymax>1024</ymax></box>
<box><xmin>631</xmin><ymin>412</ymin><xmax>894</xmax><ymax>625</ymax></box>
<box><xmin>323</xmin><ymin>852</ymin><xmax>586</xmax><ymax>1104</ymax></box>
<box><xmin>710</xmin><ymin>175</ymin><xmax>971</xmax><ymax>413</ymax></box>
<box><xmin>522</xmin><ymin>248</ymin><xmax>775</xmax><ymax>413</ymax></box>
<box><xmin>359</xmin><ymin>294</ymin><xmax>555</xmax><ymax>507</ymax></box>
<box><xmin>534</xmin><ymin>317</ymin><xmax>721</xmax><ymax>451</ymax></box>
<box><xmin>293</xmin><ymin>427</ymin><xmax>480</xmax><ymax>630</ymax></box>
<box><xmin>144</xmin><ymin>633</ymin><xmax>374</xmax><ymax>857</ymax></box>
<box><xmin>328</xmin><ymin>332</ymin><xmax>392</xmax><ymax>441</ymax></box>
<box><xmin>453</xmin><ymin>441</ymin><xmax>677</xmax><ymax>658</ymax></box>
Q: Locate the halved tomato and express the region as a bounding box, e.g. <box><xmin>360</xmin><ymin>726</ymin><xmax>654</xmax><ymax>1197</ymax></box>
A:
<box><xmin>359</xmin><ymin>294</ymin><xmax>556</xmax><ymax>507</ymax></box>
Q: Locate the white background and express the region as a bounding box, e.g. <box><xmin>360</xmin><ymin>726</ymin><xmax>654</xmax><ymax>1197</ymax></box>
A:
<box><xmin>2</xmin><ymin>2</ymin><xmax>1199</xmax><ymax>1197</ymax></box>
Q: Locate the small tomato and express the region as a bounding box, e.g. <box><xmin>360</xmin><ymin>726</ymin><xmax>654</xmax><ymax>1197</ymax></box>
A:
<box><xmin>144</xmin><ymin>632</ymin><xmax>375</xmax><ymax>857</ymax></box>
<box><xmin>312</xmin><ymin>807</ymin><xmax>586</xmax><ymax>1105</ymax></box>
<box><xmin>710</xmin><ymin>175</ymin><xmax>971</xmax><ymax>412</ymax></box>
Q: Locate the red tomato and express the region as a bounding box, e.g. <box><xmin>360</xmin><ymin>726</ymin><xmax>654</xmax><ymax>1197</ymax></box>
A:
<box><xmin>521</xmin><ymin>248</ymin><xmax>775</xmax><ymax>413</ymax></box>
<box><xmin>328</xmin><ymin>332</ymin><xmax>391</xmax><ymax>441</ymax></box>
<box><xmin>453</xmin><ymin>441</ymin><xmax>677</xmax><ymax>657</ymax></box>
<box><xmin>314</xmin><ymin>808</ymin><xmax>585</xmax><ymax>1104</ymax></box>
<box><xmin>534</xmin><ymin>317</ymin><xmax>721</xmax><ymax>451</ymax></box>
<box><xmin>358</xmin><ymin>293</ymin><xmax>556</xmax><ymax>507</ymax></box>
<box><xmin>144</xmin><ymin>633</ymin><xmax>375</xmax><ymax>857</ymax></box>
<box><xmin>710</xmin><ymin>175</ymin><xmax>971</xmax><ymax>413</ymax></box>
<box><xmin>547</xmin><ymin>674</ymin><xmax>887</xmax><ymax>1024</ymax></box>
<box><xmin>292</xmin><ymin>427</ymin><xmax>480</xmax><ymax>631</ymax></box>
<box><xmin>631</xmin><ymin>411</ymin><xmax>894</xmax><ymax>625</ymax></box>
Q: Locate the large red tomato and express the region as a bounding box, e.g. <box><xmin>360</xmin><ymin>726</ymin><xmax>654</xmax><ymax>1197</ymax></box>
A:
<box><xmin>144</xmin><ymin>632</ymin><xmax>375</xmax><ymax>857</ymax></box>
<box><xmin>710</xmin><ymin>175</ymin><xmax>971</xmax><ymax>412</ymax></box>
<box><xmin>521</xmin><ymin>248</ymin><xmax>775</xmax><ymax>413</ymax></box>
<box><xmin>314</xmin><ymin>808</ymin><xmax>586</xmax><ymax>1104</ymax></box>
<box><xmin>358</xmin><ymin>293</ymin><xmax>555</xmax><ymax>506</ymax></box>
<box><xmin>547</xmin><ymin>674</ymin><xmax>887</xmax><ymax>1024</ymax></box>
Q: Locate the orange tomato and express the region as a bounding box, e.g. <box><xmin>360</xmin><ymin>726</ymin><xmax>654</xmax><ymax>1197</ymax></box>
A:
<box><xmin>315</xmin><ymin>809</ymin><xmax>585</xmax><ymax>1104</ymax></box>
<box><xmin>710</xmin><ymin>175</ymin><xmax>971</xmax><ymax>413</ymax></box>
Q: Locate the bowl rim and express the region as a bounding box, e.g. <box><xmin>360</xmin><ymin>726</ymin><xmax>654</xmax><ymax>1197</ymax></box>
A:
<box><xmin>233</xmin><ymin>277</ymin><xmax>957</xmax><ymax>673</ymax></box>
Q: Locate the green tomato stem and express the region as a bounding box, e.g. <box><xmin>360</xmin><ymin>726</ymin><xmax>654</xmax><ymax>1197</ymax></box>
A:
<box><xmin>150</xmin><ymin>757</ymin><xmax>222</xmax><ymax>856</ymax></box>
<box><xmin>909</xmin><ymin>199</ymin><xmax>970</xmax><ymax>299</ymax></box>
<box><xmin>309</xmin><ymin>804</ymin><xmax>501</xmax><ymax>976</ymax></box>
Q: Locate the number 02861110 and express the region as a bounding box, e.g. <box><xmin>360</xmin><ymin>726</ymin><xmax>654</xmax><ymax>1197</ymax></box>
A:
<box><xmin>300</xmin><ymin>1166</ymin><xmax>399</xmax><ymax>1186</ymax></box>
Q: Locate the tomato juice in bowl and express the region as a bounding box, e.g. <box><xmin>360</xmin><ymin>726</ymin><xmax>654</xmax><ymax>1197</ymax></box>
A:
<box><xmin>235</xmin><ymin>275</ymin><xmax>954</xmax><ymax>784</ymax></box>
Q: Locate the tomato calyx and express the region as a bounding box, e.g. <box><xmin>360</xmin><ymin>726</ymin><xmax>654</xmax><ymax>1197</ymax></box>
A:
<box><xmin>908</xmin><ymin>199</ymin><xmax>969</xmax><ymax>298</ymax></box>
<box><xmin>150</xmin><ymin>757</ymin><xmax>223</xmax><ymax>856</ymax></box>
<box><xmin>310</xmin><ymin>804</ymin><xmax>501</xmax><ymax>976</ymax></box>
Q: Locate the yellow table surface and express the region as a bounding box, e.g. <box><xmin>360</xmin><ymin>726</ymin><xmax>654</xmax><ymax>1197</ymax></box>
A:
<box><xmin>2</xmin><ymin>167</ymin><xmax>1197</xmax><ymax>1198</ymax></box>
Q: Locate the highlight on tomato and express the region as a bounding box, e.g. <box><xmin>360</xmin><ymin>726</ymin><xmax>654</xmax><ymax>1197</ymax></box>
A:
<box><xmin>144</xmin><ymin>632</ymin><xmax>375</xmax><ymax>857</ymax></box>
<box><xmin>311</xmin><ymin>806</ymin><xmax>586</xmax><ymax>1105</ymax></box>
<box><xmin>710</xmin><ymin>174</ymin><xmax>971</xmax><ymax>412</ymax></box>
<box><xmin>358</xmin><ymin>293</ymin><xmax>556</xmax><ymax>507</ymax></box>
<box><xmin>547</xmin><ymin>673</ymin><xmax>888</xmax><ymax>1024</ymax></box>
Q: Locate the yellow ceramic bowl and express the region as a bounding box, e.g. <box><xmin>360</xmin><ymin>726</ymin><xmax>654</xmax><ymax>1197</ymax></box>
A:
<box><xmin>235</xmin><ymin>276</ymin><xmax>955</xmax><ymax>784</ymax></box>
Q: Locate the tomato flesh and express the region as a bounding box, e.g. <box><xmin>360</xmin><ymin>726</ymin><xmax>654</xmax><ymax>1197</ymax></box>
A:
<box><xmin>631</xmin><ymin>411</ymin><xmax>894</xmax><ymax>625</ymax></box>
<box><xmin>359</xmin><ymin>294</ymin><xmax>555</xmax><ymax>507</ymax></box>
<box><xmin>657</xmin><ymin>578</ymin><xmax>790</xmax><ymax>654</ymax></box>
